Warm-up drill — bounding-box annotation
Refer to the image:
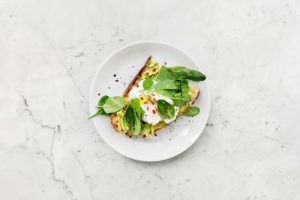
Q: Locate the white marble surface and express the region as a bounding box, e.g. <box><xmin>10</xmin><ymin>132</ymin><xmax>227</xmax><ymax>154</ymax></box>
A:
<box><xmin>0</xmin><ymin>0</ymin><xmax>300</xmax><ymax>199</ymax></box>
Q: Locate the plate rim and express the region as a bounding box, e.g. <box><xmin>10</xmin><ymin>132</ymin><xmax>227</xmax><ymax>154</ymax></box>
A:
<box><xmin>89</xmin><ymin>40</ymin><xmax>211</xmax><ymax>162</ymax></box>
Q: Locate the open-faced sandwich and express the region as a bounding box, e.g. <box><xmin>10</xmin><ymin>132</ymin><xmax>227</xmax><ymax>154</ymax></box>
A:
<box><xmin>90</xmin><ymin>56</ymin><xmax>206</xmax><ymax>138</ymax></box>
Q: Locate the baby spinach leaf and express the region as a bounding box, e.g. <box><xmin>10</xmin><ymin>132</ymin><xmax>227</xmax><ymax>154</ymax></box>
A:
<box><xmin>143</xmin><ymin>77</ymin><xmax>153</xmax><ymax>90</ymax></box>
<box><xmin>156</xmin><ymin>66</ymin><xmax>177</xmax><ymax>81</ymax></box>
<box><xmin>169</xmin><ymin>66</ymin><xmax>206</xmax><ymax>81</ymax></box>
<box><xmin>124</xmin><ymin>106</ymin><xmax>135</xmax><ymax>131</ymax></box>
<box><xmin>173</xmin><ymin>80</ymin><xmax>190</xmax><ymax>106</ymax></box>
<box><xmin>88</xmin><ymin>95</ymin><xmax>110</xmax><ymax>119</ymax></box>
<box><xmin>157</xmin><ymin>100</ymin><xmax>175</xmax><ymax>119</ymax></box>
<box><xmin>183</xmin><ymin>106</ymin><xmax>200</xmax><ymax>117</ymax></box>
<box><xmin>157</xmin><ymin>89</ymin><xmax>180</xmax><ymax>99</ymax></box>
<box><xmin>98</xmin><ymin>95</ymin><xmax>109</xmax><ymax>107</ymax></box>
<box><xmin>130</xmin><ymin>98</ymin><xmax>144</xmax><ymax>119</ymax></box>
<box><xmin>154</xmin><ymin>80</ymin><xmax>181</xmax><ymax>90</ymax></box>
<box><xmin>124</xmin><ymin>98</ymin><xmax>144</xmax><ymax>136</ymax></box>
<box><xmin>180</xmin><ymin>79</ymin><xmax>191</xmax><ymax>103</ymax></box>
<box><xmin>97</xmin><ymin>95</ymin><xmax>110</xmax><ymax>115</ymax></box>
<box><xmin>88</xmin><ymin>110</ymin><xmax>103</xmax><ymax>120</ymax></box>
<box><xmin>101</xmin><ymin>96</ymin><xmax>125</xmax><ymax>113</ymax></box>
<box><xmin>157</xmin><ymin>80</ymin><xmax>190</xmax><ymax>106</ymax></box>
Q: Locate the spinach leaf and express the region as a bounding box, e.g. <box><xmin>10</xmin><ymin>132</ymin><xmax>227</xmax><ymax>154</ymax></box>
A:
<box><xmin>88</xmin><ymin>110</ymin><xmax>104</xmax><ymax>120</ymax></box>
<box><xmin>124</xmin><ymin>106</ymin><xmax>135</xmax><ymax>131</ymax></box>
<box><xmin>97</xmin><ymin>95</ymin><xmax>110</xmax><ymax>115</ymax></box>
<box><xmin>130</xmin><ymin>98</ymin><xmax>144</xmax><ymax>119</ymax></box>
<box><xmin>154</xmin><ymin>80</ymin><xmax>181</xmax><ymax>90</ymax></box>
<box><xmin>88</xmin><ymin>95</ymin><xmax>110</xmax><ymax>119</ymax></box>
<box><xmin>169</xmin><ymin>66</ymin><xmax>206</xmax><ymax>81</ymax></box>
<box><xmin>173</xmin><ymin>80</ymin><xmax>190</xmax><ymax>106</ymax></box>
<box><xmin>156</xmin><ymin>66</ymin><xmax>177</xmax><ymax>81</ymax></box>
<box><xmin>157</xmin><ymin>89</ymin><xmax>180</xmax><ymax>100</ymax></box>
<box><xmin>155</xmin><ymin>67</ymin><xmax>195</xmax><ymax>106</ymax></box>
<box><xmin>101</xmin><ymin>96</ymin><xmax>125</xmax><ymax>113</ymax></box>
<box><xmin>157</xmin><ymin>80</ymin><xmax>190</xmax><ymax>106</ymax></box>
<box><xmin>183</xmin><ymin>106</ymin><xmax>200</xmax><ymax>117</ymax></box>
<box><xmin>98</xmin><ymin>95</ymin><xmax>109</xmax><ymax>107</ymax></box>
<box><xmin>143</xmin><ymin>77</ymin><xmax>153</xmax><ymax>90</ymax></box>
<box><xmin>157</xmin><ymin>100</ymin><xmax>175</xmax><ymax>119</ymax></box>
<box><xmin>180</xmin><ymin>79</ymin><xmax>191</xmax><ymax>103</ymax></box>
<box><xmin>124</xmin><ymin>98</ymin><xmax>144</xmax><ymax>136</ymax></box>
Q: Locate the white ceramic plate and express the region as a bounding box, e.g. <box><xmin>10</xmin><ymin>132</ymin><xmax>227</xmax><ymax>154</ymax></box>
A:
<box><xmin>89</xmin><ymin>41</ymin><xmax>211</xmax><ymax>162</ymax></box>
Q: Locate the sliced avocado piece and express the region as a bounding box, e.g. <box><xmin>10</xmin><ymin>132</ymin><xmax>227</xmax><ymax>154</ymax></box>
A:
<box><xmin>141</xmin><ymin>123</ymin><xmax>156</xmax><ymax>138</ymax></box>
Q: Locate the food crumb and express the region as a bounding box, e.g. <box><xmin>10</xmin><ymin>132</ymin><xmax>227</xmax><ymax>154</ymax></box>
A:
<box><xmin>206</xmin><ymin>123</ymin><xmax>214</xmax><ymax>127</ymax></box>
<box><xmin>97</xmin><ymin>93</ymin><xmax>100</xmax><ymax>96</ymax></box>
<box><xmin>115</xmin><ymin>79</ymin><xmax>119</xmax><ymax>82</ymax></box>
<box><xmin>113</xmin><ymin>74</ymin><xmax>117</xmax><ymax>77</ymax></box>
<box><xmin>154</xmin><ymin>133</ymin><xmax>157</xmax><ymax>136</ymax></box>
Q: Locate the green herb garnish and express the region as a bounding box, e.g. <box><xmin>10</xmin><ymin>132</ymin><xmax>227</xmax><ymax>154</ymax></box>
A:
<box><xmin>157</xmin><ymin>99</ymin><xmax>175</xmax><ymax>119</ymax></box>
<box><xmin>124</xmin><ymin>98</ymin><xmax>144</xmax><ymax>135</ymax></box>
<box><xmin>154</xmin><ymin>80</ymin><xmax>180</xmax><ymax>90</ymax></box>
<box><xmin>89</xmin><ymin>95</ymin><xmax>109</xmax><ymax>119</ymax></box>
<box><xmin>183</xmin><ymin>106</ymin><xmax>200</xmax><ymax>117</ymax></box>
<box><xmin>169</xmin><ymin>66</ymin><xmax>206</xmax><ymax>81</ymax></box>
<box><xmin>173</xmin><ymin>79</ymin><xmax>190</xmax><ymax>106</ymax></box>
<box><xmin>156</xmin><ymin>66</ymin><xmax>177</xmax><ymax>81</ymax></box>
<box><xmin>156</xmin><ymin>79</ymin><xmax>190</xmax><ymax>106</ymax></box>
<box><xmin>100</xmin><ymin>96</ymin><xmax>125</xmax><ymax>113</ymax></box>
<box><xmin>143</xmin><ymin>77</ymin><xmax>153</xmax><ymax>90</ymax></box>
<box><xmin>89</xmin><ymin>96</ymin><xmax>125</xmax><ymax>119</ymax></box>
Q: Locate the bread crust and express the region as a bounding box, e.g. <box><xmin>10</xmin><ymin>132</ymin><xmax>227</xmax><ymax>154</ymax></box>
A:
<box><xmin>123</xmin><ymin>56</ymin><xmax>152</xmax><ymax>97</ymax></box>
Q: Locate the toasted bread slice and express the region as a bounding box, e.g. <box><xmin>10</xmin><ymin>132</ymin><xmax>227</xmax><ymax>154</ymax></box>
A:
<box><xmin>110</xmin><ymin>56</ymin><xmax>200</xmax><ymax>137</ymax></box>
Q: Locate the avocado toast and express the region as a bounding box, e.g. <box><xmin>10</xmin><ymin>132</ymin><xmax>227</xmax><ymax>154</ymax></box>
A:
<box><xmin>90</xmin><ymin>56</ymin><xmax>206</xmax><ymax>138</ymax></box>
